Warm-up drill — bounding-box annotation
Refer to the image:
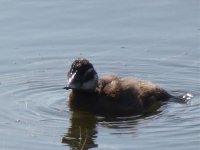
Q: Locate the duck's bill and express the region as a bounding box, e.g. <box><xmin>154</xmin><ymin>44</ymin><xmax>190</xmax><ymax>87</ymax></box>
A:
<box><xmin>63</xmin><ymin>83</ymin><xmax>77</xmax><ymax>90</ymax></box>
<box><xmin>63</xmin><ymin>86</ymin><xmax>70</xmax><ymax>90</ymax></box>
<box><xmin>64</xmin><ymin>72</ymin><xmax>78</xmax><ymax>90</ymax></box>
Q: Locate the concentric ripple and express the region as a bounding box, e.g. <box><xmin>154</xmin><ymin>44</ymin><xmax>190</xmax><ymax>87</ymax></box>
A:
<box><xmin>0</xmin><ymin>57</ymin><xmax>70</xmax><ymax>149</ymax></box>
<box><xmin>0</xmin><ymin>55</ymin><xmax>199</xmax><ymax>150</ymax></box>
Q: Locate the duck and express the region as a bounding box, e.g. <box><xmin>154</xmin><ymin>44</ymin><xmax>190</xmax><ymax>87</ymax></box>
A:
<box><xmin>64</xmin><ymin>58</ymin><xmax>172</xmax><ymax>116</ymax></box>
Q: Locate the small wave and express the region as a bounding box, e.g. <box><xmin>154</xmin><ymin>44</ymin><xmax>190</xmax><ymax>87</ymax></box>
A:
<box><xmin>169</xmin><ymin>90</ymin><xmax>194</xmax><ymax>104</ymax></box>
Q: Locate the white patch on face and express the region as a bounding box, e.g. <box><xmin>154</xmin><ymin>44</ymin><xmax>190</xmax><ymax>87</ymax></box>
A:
<box><xmin>81</xmin><ymin>74</ymin><xmax>98</xmax><ymax>91</ymax></box>
<box><xmin>68</xmin><ymin>70</ymin><xmax>77</xmax><ymax>84</ymax></box>
<box><xmin>67</xmin><ymin>71</ymin><xmax>79</xmax><ymax>89</ymax></box>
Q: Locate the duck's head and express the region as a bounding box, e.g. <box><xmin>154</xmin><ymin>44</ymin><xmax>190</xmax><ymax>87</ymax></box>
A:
<box><xmin>65</xmin><ymin>58</ymin><xmax>98</xmax><ymax>91</ymax></box>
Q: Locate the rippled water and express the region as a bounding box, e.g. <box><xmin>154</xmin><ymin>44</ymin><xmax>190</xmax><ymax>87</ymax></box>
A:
<box><xmin>0</xmin><ymin>0</ymin><xmax>199</xmax><ymax>150</ymax></box>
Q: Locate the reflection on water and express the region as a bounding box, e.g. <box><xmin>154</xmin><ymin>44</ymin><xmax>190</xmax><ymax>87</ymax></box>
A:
<box><xmin>62</xmin><ymin>111</ymin><xmax>98</xmax><ymax>150</ymax></box>
<box><xmin>62</xmin><ymin>107</ymin><xmax>162</xmax><ymax>150</ymax></box>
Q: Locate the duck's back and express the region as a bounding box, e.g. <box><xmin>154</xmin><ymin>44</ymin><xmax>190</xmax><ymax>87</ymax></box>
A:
<box><xmin>96</xmin><ymin>76</ymin><xmax>171</xmax><ymax>115</ymax></box>
<box><xmin>100</xmin><ymin>75</ymin><xmax>158</xmax><ymax>97</ymax></box>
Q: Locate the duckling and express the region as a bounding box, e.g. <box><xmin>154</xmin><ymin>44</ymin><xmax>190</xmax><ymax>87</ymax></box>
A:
<box><xmin>64</xmin><ymin>58</ymin><xmax>172</xmax><ymax>116</ymax></box>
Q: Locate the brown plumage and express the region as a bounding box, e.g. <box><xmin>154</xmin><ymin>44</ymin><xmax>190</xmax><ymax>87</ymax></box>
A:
<box><xmin>65</xmin><ymin>58</ymin><xmax>171</xmax><ymax>116</ymax></box>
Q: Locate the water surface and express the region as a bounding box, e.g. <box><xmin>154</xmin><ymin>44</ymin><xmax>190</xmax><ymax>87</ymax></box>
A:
<box><xmin>0</xmin><ymin>0</ymin><xmax>199</xmax><ymax>150</ymax></box>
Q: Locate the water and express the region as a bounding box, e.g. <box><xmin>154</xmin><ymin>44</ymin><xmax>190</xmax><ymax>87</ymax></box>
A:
<box><xmin>0</xmin><ymin>0</ymin><xmax>199</xmax><ymax>149</ymax></box>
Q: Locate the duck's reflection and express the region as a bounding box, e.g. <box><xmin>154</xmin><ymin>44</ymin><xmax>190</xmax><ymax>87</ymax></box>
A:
<box><xmin>62</xmin><ymin>110</ymin><xmax>98</xmax><ymax>150</ymax></box>
<box><xmin>62</xmin><ymin>108</ymin><xmax>160</xmax><ymax>150</ymax></box>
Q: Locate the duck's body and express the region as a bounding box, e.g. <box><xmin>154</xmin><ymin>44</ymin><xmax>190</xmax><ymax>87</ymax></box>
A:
<box><xmin>65</xmin><ymin>59</ymin><xmax>171</xmax><ymax>116</ymax></box>
<box><xmin>69</xmin><ymin>75</ymin><xmax>170</xmax><ymax>115</ymax></box>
